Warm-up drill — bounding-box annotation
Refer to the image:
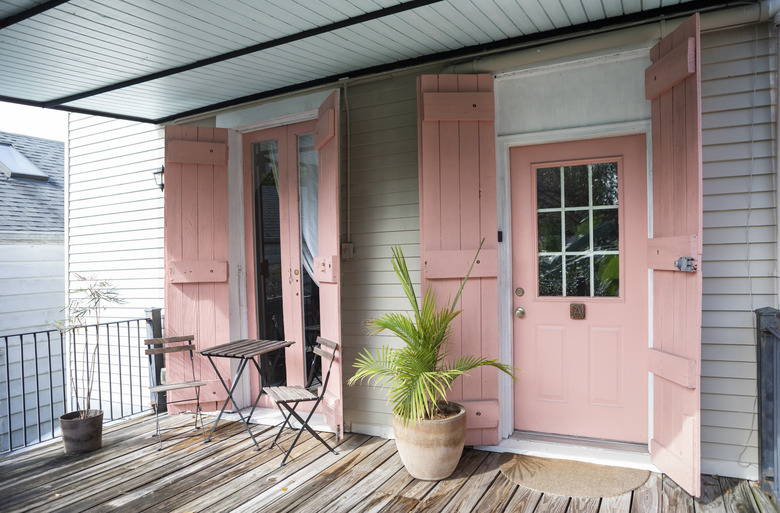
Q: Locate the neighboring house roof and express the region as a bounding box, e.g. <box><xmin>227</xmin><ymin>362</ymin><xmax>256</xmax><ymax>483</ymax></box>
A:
<box><xmin>0</xmin><ymin>131</ymin><xmax>64</xmax><ymax>233</ymax></box>
<box><xmin>0</xmin><ymin>0</ymin><xmax>737</xmax><ymax>124</ymax></box>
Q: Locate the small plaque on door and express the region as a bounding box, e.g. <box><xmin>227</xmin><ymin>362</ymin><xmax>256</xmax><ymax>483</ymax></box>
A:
<box><xmin>570</xmin><ymin>303</ymin><xmax>586</xmax><ymax>320</ymax></box>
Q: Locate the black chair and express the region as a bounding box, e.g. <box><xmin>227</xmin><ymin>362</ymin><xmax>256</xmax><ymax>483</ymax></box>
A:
<box><xmin>265</xmin><ymin>336</ymin><xmax>338</xmax><ymax>465</ymax></box>
<box><xmin>144</xmin><ymin>335</ymin><xmax>206</xmax><ymax>450</ymax></box>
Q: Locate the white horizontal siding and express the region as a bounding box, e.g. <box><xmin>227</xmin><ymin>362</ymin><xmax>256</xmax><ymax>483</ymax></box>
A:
<box><xmin>67</xmin><ymin>114</ymin><xmax>165</xmax><ymax>323</ymax></box>
<box><xmin>0</xmin><ymin>239</ymin><xmax>65</xmax><ymax>335</ymax></box>
<box><xmin>699</xmin><ymin>22</ymin><xmax>777</xmax><ymax>478</ymax></box>
<box><xmin>340</xmin><ymin>74</ymin><xmax>420</xmax><ymax>437</ymax></box>
<box><xmin>0</xmin><ymin>236</ymin><xmax>66</xmax><ymax>451</ymax></box>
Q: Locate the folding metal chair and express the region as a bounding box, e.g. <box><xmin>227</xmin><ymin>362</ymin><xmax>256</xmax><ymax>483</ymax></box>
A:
<box><xmin>144</xmin><ymin>335</ymin><xmax>206</xmax><ymax>450</ymax></box>
<box><xmin>265</xmin><ymin>336</ymin><xmax>339</xmax><ymax>465</ymax></box>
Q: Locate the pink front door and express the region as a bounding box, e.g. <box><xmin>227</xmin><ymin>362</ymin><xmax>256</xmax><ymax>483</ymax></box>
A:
<box><xmin>511</xmin><ymin>134</ymin><xmax>648</xmax><ymax>443</ymax></box>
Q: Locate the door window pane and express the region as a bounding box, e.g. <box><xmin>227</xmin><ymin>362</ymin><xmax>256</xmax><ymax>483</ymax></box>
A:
<box><xmin>539</xmin><ymin>256</ymin><xmax>563</xmax><ymax>296</ymax></box>
<box><xmin>564</xmin><ymin>210</ymin><xmax>590</xmax><ymax>252</ymax></box>
<box><xmin>566</xmin><ymin>255</ymin><xmax>591</xmax><ymax>297</ymax></box>
<box><xmin>252</xmin><ymin>140</ymin><xmax>286</xmax><ymax>386</ymax></box>
<box><xmin>536</xmin><ymin>161</ymin><xmax>620</xmax><ymax>297</ymax></box>
<box><xmin>564</xmin><ymin>165</ymin><xmax>589</xmax><ymax>207</ymax></box>
<box><xmin>592</xmin><ymin>162</ymin><xmax>619</xmax><ymax>206</ymax></box>
<box><xmin>297</xmin><ymin>133</ymin><xmax>322</xmax><ymax>388</ymax></box>
<box><xmin>537</xmin><ymin>212</ymin><xmax>561</xmax><ymax>252</ymax></box>
<box><xmin>536</xmin><ymin>167</ymin><xmax>561</xmax><ymax>209</ymax></box>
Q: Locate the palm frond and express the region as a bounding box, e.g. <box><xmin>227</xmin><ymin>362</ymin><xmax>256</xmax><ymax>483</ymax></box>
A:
<box><xmin>348</xmin><ymin>238</ymin><xmax>519</xmax><ymax>424</ymax></box>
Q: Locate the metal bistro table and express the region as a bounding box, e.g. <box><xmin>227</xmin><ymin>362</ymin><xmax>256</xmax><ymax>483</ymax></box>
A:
<box><xmin>197</xmin><ymin>338</ymin><xmax>293</xmax><ymax>450</ymax></box>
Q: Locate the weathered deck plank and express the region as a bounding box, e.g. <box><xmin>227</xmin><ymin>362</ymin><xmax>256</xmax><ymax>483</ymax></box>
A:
<box><xmin>170</xmin><ymin>432</ymin><xmax>351</xmax><ymax>513</ymax></box>
<box><xmin>89</xmin><ymin>424</ymin><xmax>279</xmax><ymax>512</ymax></box>
<box><xmin>634</xmin><ymin>472</ymin><xmax>664</xmax><ymax>513</ymax></box>
<box><xmin>663</xmin><ymin>476</ymin><xmax>696</xmax><ymax>513</ymax></box>
<box><xmin>0</xmin><ymin>414</ymin><xmax>773</xmax><ymax>513</ymax></box>
<box><xmin>0</xmin><ymin>414</ymin><xmax>193</xmax><ymax>511</ymax></box>
<box><xmin>321</xmin><ymin>450</ymin><xmax>406</xmax><ymax>513</ymax></box>
<box><xmin>720</xmin><ymin>477</ymin><xmax>761</xmax><ymax>513</ymax></box>
<box><xmin>147</xmin><ymin>429</ymin><xmax>320</xmax><ymax>512</ymax></box>
<box><xmin>534</xmin><ymin>491</ymin><xmax>570</xmax><ymax>513</ymax></box>
<box><xmin>240</xmin><ymin>435</ymin><xmax>388</xmax><ymax>512</ymax></box>
<box><xmin>570</xmin><ymin>496</ymin><xmax>601</xmax><ymax>513</ymax></box>
<box><xmin>439</xmin><ymin>452</ymin><xmax>506</xmax><ymax>513</ymax></box>
<box><xmin>695</xmin><ymin>474</ymin><xmax>727</xmax><ymax>513</ymax></box>
<box><xmin>498</xmin><ymin>484</ymin><xmax>542</xmax><ymax>513</ymax></box>
<box><xmin>601</xmin><ymin>491</ymin><xmax>633</xmax><ymax>513</ymax></box>
<box><xmin>9</xmin><ymin>417</ymin><xmax>252</xmax><ymax>512</ymax></box>
<box><xmin>411</xmin><ymin>449</ymin><xmax>490</xmax><ymax>512</ymax></box>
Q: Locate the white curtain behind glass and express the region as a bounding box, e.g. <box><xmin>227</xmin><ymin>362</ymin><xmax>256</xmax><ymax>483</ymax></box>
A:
<box><xmin>298</xmin><ymin>134</ymin><xmax>318</xmax><ymax>284</ymax></box>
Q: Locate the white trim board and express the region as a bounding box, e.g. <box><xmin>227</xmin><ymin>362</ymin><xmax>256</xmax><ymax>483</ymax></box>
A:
<box><xmin>476</xmin><ymin>433</ymin><xmax>657</xmax><ymax>472</ymax></box>
<box><xmin>216</xmin><ymin>90</ymin><xmax>335</xmax><ymax>132</ymax></box>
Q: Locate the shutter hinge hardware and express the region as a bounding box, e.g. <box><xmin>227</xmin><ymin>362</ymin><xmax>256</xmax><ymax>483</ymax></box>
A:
<box><xmin>674</xmin><ymin>256</ymin><xmax>697</xmax><ymax>272</ymax></box>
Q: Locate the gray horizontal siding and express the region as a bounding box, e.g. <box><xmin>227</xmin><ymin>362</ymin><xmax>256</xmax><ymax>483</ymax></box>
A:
<box><xmin>699</xmin><ymin>22</ymin><xmax>777</xmax><ymax>477</ymax></box>
<box><xmin>340</xmin><ymin>75</ymin><xmax>420</xmax><ymax>437</ymax></box>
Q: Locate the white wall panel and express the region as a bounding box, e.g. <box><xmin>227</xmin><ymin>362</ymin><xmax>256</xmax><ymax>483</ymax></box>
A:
<box><xmin>67</xmin><ymin>114</ymin><xmax>165</xmax><ymax>322</ymax></box>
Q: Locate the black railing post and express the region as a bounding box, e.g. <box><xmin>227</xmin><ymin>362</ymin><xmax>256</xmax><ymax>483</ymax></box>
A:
<box><xmin>145</xmin><ymin>308</ymin><xmax>165</xmax><ymax>413</ymax></box>
<box><xmin>756</xmin><ymin>306</ymin><xmax>780</xmax><ymax>497</ymax></box>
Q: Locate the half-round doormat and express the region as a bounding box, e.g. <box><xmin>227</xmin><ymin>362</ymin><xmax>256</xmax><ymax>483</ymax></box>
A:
<box><xmin>498</xmin><ymin>454</ymin><xmax>650</xmax><ymax>498</ymax></box>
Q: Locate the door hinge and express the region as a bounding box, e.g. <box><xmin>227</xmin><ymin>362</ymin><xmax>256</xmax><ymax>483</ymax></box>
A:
<box><xmin>674</xmin><ymin>256</ymin><xmax>697</xmax><ymax>272</ymax></box>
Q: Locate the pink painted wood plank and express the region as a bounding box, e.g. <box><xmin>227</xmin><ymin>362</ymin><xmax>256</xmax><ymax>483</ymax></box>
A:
<box><xmin>648</xmin><ymin>348</ymin><xmax>696</xmax><ymax>389</ymax></box>
<box><xmin>169</xmin><ymin>260</ymin><xmax>228</xmax><ymax>283</ymax></box>
<box><xmin>647</xmin><ymin>235</ymin><xmax>698</xmax><ymax>271</ymax></box>
<box><xmin>645</xmin><ymin>37</ymin><xmax>695</xmax><ymax>100</ymax></box>
<box><xmin>166</xmin><ymin>139</ymin><xmax>227</xmax><ymax>165</ymax></box>
<box><xmin>418</xmin><ymin>74</ymin><xmax>498</xmax><ymax>446</ymax></box>
<box><xmin>477</xmin><ymin>73</ymin><xmax>499</xmax><ymax>446</ymax></box>
<box><xmin>164</xmin><ymin>126</ymin><xmax>231</xmax><ymax>413</ymax></box>
<box><xmin>457</xmin><ymin>73</ymin><xmax>485</xmax><ymax>439</ymax></box>
<box><xmin>460</xmin><ymin>399</ymin><xmax>499</xmax><ymax>429</ymax></box>
<box><xmin>313</xmin><ymin>108</ymin><xmax>334</xmax><ymax>149</ymax></box>
<box><xmin>419</xmin><ymin>75</ymin><xmax>442</xmax><ymax>260</ymax></box>
<box><xmin>423</xmin><ymin>92</ymin><xmax>494</xmax><ymax>121</ymax></box>
<box><xmin>313</xmin><ymin>255</ymin><xmax>339</xmax><ymax>283</ymax></box>
<box><xmin>423</xmin><ymin>249</ymin><xmax>498</xmax><ymax>279</ymax></box>
<box><xmin>646</xmin><ymin>13</ymin><xmax>702</xmax><ymax>498</ymax></box>
<box><xmin>316</xmin><ymin>91</ymin><xmax>343</xmax><ymax>438</ymax></box>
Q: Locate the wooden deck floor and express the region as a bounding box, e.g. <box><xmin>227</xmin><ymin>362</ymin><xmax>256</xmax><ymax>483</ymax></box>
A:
<box><xmin>0</xmin><ymin>413</ymin><xmax>777</xmax><ymax>513</ymax></box>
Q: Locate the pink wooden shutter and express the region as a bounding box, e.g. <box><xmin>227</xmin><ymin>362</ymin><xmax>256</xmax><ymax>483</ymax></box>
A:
<box><xmin>164</xmin><ymin>126</ymin><xmax>230</xmax><ymax>412</ymax></box>
<box><xmin>418</xmin><ymin>74</ymin><xmax>499</xmax><ymax>445</ymax></box>
<box><xmin>645</xmin><ymin>14</ymin><xmax>703</xmax><ymax>497</ymax></box>
<box><xmin>313</xmin><ymin>91</ymin><xmax>343</xmax><ymax>439</ymax></box>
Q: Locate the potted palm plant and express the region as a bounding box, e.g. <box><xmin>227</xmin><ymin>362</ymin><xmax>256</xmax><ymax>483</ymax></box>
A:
<box><xmin>55</xmin><ymin>274</ymin><xmax>124</xmax><ymax>454</ymax></box>
<box><xmin>348</xmin><ymin>240</ymin><xmax>517</xmax><ymax>480</ymax></box>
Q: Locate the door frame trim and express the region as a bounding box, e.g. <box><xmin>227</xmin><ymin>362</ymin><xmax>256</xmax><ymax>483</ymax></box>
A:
<box><xmin>496</xmin><ymin>120</ymin><xmax>652</xmax><ymax>441</ymax></box>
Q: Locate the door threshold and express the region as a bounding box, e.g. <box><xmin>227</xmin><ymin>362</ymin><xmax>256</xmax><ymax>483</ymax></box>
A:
<box><xmin>474</xmin><ymin>430</ymin><xmax>658</xmax><ymax>472</ymax></box>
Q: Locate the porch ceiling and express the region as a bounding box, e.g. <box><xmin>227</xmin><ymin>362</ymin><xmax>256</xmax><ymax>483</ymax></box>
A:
<box><xmin>0</xmin><ymin>0</ymin><xmax>737</xmax><ymax>124</ymax></box>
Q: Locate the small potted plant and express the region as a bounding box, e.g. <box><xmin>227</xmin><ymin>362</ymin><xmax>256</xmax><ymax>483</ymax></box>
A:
<box><xmin>348</xmin><ymin>240</ymin><xmax>517</xmax><ymax>480</ymax></box>
<box><xmin>55</xmin><ymin>274</ymin><xmax>124</xmax><ymax>454</ymax></box>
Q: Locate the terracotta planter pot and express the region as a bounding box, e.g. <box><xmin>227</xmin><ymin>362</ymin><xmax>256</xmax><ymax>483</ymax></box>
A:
<box><xmin>392</xmin><ymin>403</ymin><xmax>467</xmax><ymax>480</ymax></box>
<box><xmin>59</xmin><ymin>410</ymin><xmax>103</xmax><ymax>454</ymax></box>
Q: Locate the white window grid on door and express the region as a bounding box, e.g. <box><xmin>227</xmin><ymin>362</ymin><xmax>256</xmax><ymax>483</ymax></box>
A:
<box><xmin>536</xmin><ymin>161</ymin><xmax>619</xmax><ymax>297</ymax></box>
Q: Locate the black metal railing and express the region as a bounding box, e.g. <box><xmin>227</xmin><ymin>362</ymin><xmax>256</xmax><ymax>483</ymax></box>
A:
<box><xmin>1</xmin><ymin>311</ymin><xmax>162</xmax><ymax>454</ymax></box>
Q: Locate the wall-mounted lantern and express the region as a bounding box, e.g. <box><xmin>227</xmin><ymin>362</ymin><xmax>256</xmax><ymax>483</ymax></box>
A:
<box><xmin>153</xmin><ymin>166</ymin><xmax>164</xmax><ymax>192</ymax></box>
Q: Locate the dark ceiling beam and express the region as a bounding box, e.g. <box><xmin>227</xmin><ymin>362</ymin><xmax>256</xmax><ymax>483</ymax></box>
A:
<box><xmin>0</xmin><ymin>94</ymin><xmax>158</xmax><ymax>124</ymax></box>
<box><xmin>42</xmin><ymin>0</ymin><xmax>445</xmax><ymax>108</ymax></box>
<box><xmin>154</xmin><ymin>0</ymin><xmax>740</xmax><ymax>125</ymax></box>
<box><xmin>0</xmin><ymin>0</ymin><xmax>72</xmax><ymax>29</ymax></box>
